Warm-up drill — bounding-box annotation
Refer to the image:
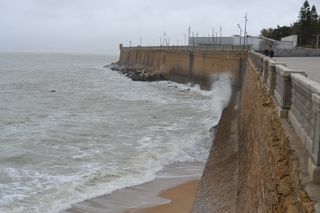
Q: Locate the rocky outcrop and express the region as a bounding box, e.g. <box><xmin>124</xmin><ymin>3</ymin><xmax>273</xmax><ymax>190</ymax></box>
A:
<box><xmin>109</xmin><ymin>63</ymin><xmax>167</xmax><ymax>81</ymax></box>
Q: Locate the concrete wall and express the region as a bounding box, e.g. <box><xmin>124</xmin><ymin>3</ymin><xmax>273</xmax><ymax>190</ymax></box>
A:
<box><xmin>276</xmin><ymin>47</ymin><xmax>320</xmax><ymax>57</ymax></box>
<box><xmin>189</xmin><ymin>37</ymin><xmax>233</xmax><ymax>45</ymax></box>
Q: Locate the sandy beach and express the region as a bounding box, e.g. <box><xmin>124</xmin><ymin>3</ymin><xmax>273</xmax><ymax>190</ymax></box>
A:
<box><xmin>64</xmin><ymin>163</ymin><xmax>203</xmax><ymax>213</ymax></box>
<box><xmin>125</xmin><ymin>180</ymin><xmax>198</xmax><ymax>213</ymax></box>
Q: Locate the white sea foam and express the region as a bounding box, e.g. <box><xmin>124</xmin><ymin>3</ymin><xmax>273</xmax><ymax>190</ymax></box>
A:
<box><xmin>0</xmin><ymin>53</ymin><xmax>232</xmax><ymax>213</ymax></box>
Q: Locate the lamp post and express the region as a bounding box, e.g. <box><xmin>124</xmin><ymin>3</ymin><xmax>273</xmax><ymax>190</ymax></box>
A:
<box><xmin>212</xmin><ymin>28</ymin><xmax>215</xmax><ymax>44</ymax></box>
<box><xmin>192</xmin><ymin>32</ymin><xmax>194</xmax><ymax>46</ymax></box>
<box><xmin>219</xmin><ymin>26</ymin><xmax>222</xmax><ymax>45</ymax></box>
<box><xmin>188</xmin><ymin>26</ymin><xmax>191</xmax><ymax>45</ymax></box>
<box><xmin>237</xmin><ymin>24</ymin><xmax>242</xmax><ymax>46</ymax></box>
<box><xmin>244</xmin><ymin>13</ymin><xmax>248</xmax><ymax>47</ymax></box>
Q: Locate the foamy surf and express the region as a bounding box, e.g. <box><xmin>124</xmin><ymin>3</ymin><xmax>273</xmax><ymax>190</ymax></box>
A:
<box><xmin>0</xmin><ymin>53</ymin><xmax>232</xmax><ymax>213</ymax></box>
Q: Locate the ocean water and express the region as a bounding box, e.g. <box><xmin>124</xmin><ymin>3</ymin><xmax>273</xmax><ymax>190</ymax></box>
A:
<box><xmin>0</xmin><ymin>52</ymin><xmax>232</xmax><ymax>213</ymax></box>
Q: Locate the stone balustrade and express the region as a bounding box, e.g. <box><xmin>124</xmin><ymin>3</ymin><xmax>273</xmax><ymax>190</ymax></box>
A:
<box><xmin>262</xmin><ymin>57</ymin><xmax>272</xmax><ymax>83</ymax></box>
<box><xmin>249</xmin><ymin>50</ymin><xmax>320</xmax><ymax>183</ymax></box>
<box><xmin>274</xmin><ymin>65</ymin><xmax>306</xmax><ymax>118</ymax></box>
<box><xmin>288</xmin><ymin>74</ymin><xmax>320</xmax><ymax>182</ymax></box>
<box><xmin>266</xmin><ymin>61</ymin><xmax>286</xmax><ymax>95</ymax></box>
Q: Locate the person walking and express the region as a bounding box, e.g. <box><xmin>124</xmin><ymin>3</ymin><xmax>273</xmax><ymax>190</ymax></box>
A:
<box><xmin>269</xmin><ymin>49</ymin><xmax>274</xmax><ymax>58</ymax></box>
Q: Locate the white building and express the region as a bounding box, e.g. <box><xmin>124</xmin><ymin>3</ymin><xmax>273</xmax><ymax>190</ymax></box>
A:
<box><xmin>188</xmin><ymin>36</ymin><xmax>261</xmax><ymax>50</ymax></box>
<box><xmin>281</xmin><ymin>35</ymin><xmax>298</xmax><ymax>47</ymax></box>
<box><xmin>189</xmin><ymin>35</ymin><xmax>297</xmax><ymax>51</ymax></box>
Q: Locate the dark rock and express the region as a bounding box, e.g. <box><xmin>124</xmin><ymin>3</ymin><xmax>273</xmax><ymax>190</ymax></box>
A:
<box><xmin>209</xmin><ymin>125</ymin><xmax>218</xmax><ymax>134</ymax></box>
<box><xmin>50</xmin><ymin>90</ymin><xmax>56</xmax><ymax>93</ymax></box>
<box><xmin>108</xmin><ymin>63</ymin><xmax>166</xmax><ymax>82</ymax></box>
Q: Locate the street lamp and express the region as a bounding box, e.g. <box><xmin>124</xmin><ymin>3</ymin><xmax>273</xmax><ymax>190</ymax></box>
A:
<box><xmin>219</xmin><ymin>26</ymin><xmax>222</xmax><ymax>45</ymax></box>
<box><xmin>163</xmin><ymin>32</ymin><xmax>167</xmax><ymax>46</ymax></box>
<box><xmin>188</xmin><ymin>26</ymin><xmax>191</xmax><ymax>45</ymax></box>
<box><xmin>212</xmin><ymin>28</ymin><xmax>215</xmax><ymax>44</ymax></box>
<box><xmin>237</xmin><ymin>24</ymin><xmax>242</xmax><ymax>46</ymax></box>
<box><xmin>244</xmin><ymin>13</ymin><xmax>248</xmax><ymax>46</ymax></box>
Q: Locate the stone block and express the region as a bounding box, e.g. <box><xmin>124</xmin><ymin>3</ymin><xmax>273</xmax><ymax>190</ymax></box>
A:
<box><xmin>273</xmin><ymin>66</ymin><xmax>306</xmax><ymax>112</ymax></box>
<box><xmin>312</xmin><ymin>94</ymin><xmax>320</xmax><ymax>165</ymax></box>
<box><xmin>288</xmin><ymin>111</ymin><xmax>307</xmax><ymax>146</ymax></box>
<box><xmin>305</xmin><ymin>183</ymin><xmax>320</xmax><ymax>201</ymax></box>
<box><xmin>262</xmin><ymin>57</ymin><xmax>272</xmax><ymax>83</ymax></box>
<box><xmin>267</xmin><ymin>62</ymin><xmax>286</xmax><ymax>92</ymax></box>
<box><xmin>308</xmin><ymin>158</ymin><xmax>320</xmax><ymax>183</ymax></box>
<box><xmin>278</xmin><ymin>107</ymin><xmax>289</xmax><ymax>118</ymax></box>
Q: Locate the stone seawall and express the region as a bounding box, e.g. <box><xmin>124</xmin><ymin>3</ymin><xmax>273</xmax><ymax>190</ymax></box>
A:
<box><xmin>116</xmin><ymin>46</ymin><xmax>316</xmax><ymax>212</ymax></box>
<box><xmin>237</xmin><ymin>57</ymin><xmax>313</xmax><ymax>212</ymax></box>
<box><xmin>117</xmin><ymin>47</ymin><xmax>245</xmax><ymax>86</ymax></box>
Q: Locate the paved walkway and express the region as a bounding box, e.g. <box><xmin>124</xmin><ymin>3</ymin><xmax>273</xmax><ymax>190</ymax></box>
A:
<box><xmin>275</xmin><ymin>57</ymin><xmax>320</xmax><ymax>83</ymax></box>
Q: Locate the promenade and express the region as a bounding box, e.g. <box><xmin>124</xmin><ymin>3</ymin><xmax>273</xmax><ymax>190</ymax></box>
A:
<box><xmin>275</xmin><ymin>57</ymin><xmax>320</xmax><ymax>82</ymax></box>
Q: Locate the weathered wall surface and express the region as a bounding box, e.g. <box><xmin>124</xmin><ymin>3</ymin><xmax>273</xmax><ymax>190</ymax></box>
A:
<box><xmin>237</xmin><ymin>58</ymin><xmax>314</xmax><ymax>212</ymax></box>
<box><xmin>192</xmin><ymin>90</ymin><xmax>239</xmax><ymax>213</ymax></box>
<box><xmin>118</xmin><ymin>47</ymin><xmax>245</xmax><ymax>85</ymax></box>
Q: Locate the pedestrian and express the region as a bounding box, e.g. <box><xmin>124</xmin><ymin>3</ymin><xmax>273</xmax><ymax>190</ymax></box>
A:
<box><xmin>264</xmin><ymin>49</ymin><xmax>269</xmax><ymax>56</ymax></box>
<box><xmin>269</xmin><ymin>49</ymin><xmax>274</xmax><ymax>58</ymax></box>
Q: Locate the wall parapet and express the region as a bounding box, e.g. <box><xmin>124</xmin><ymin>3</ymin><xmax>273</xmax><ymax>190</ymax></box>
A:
<box><xmin>120</xmin><ymin>45</ymin><xmax>251</xmax><ymax>52</ymax></box>
<box><xmin>249</xmin><ymin>50</ymin><xmax>320</xmax><ymax>184</ymax></box>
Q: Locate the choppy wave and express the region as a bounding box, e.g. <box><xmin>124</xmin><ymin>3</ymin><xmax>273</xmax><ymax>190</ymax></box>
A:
<box><xmin>0</xmin><ymin>53</ymin><xmax>232</xmax><ymax>213</ymax></box>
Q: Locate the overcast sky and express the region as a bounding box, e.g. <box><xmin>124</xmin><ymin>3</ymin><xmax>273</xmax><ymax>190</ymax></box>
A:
<box><xmin>0</xmin><ymin>0</ymin><xmax>319</xmax><ymax>54</ymax></box>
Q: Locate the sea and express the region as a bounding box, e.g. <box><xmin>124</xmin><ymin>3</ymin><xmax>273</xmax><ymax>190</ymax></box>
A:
<box><xmin>0</xmin><ymin>52</ymin><xmax>232</xmax><ymax>213</ymax></box>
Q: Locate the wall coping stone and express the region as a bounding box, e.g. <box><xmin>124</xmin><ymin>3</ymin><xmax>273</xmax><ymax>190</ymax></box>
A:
<box><xmin>263</xmin><ymin>57</ymin><xmax>272</xmax><ymax>62</ymax></box>
<box><xmin>269</xmin><ymin>61</ymin><xmax>287</xmax><ymax>67</ymax></box>
<box><xmin>291</xmin><ymin>73</ymin><xmax>320</xmax><ymax>94</ymax></box>
<box><xmin>312</xmin><ymin>94</ymin><xmax>320</xmax><ymax>105</ymax></box>
<box><xmin>276</xmin><ymin>65</ymin><xmax>305</xmax><ymax>78</ymax></box>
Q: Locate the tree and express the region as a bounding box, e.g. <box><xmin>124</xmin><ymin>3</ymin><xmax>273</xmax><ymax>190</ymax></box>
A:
<box><xmin>311</xmin><ymin>5</ymin><xmax>318</xmax><ymax>23</ymax></box>
<box><xmin>297</xmin><ymin>0</ymin><xmax>319</xmax><ymax>46</ymax></box>
<box><xmin>298</xmin><ymin>0</ymin><xmax>311</xmax><ymax>24</ymax></box>
<box><xmin>260</xmin><ymin>26</ymin><xmax>293</xmax><ymax>40</ymax></box>
<box><xmin>261</xmin><ymin>0</ymin><xmax>320</xmax><ymax>47</ymax></box>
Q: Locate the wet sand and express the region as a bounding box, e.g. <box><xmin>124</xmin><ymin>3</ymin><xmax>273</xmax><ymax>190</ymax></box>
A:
<box><xmin>125</xmin><ymin>180</ymin><xmax>198</xmax><ymax>213</ymax></box>
<box><xmin>63</xmin><ymin>162</ymin><xmax>203</xmax><ymax>213</ymax></box>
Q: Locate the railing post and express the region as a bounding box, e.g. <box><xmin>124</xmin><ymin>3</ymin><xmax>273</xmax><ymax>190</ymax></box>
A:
<box><xmin>274</xmin><ymin>65</ymin><xmax>306</xmax><ymax>118</ymax></box>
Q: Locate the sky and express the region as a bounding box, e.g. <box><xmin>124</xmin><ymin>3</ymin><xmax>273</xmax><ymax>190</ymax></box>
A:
<box><xmin>0</xmin><ymin>0</ymin><xmax>319</xmax><ymax>54</ymax></box>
